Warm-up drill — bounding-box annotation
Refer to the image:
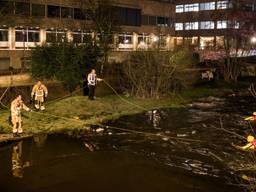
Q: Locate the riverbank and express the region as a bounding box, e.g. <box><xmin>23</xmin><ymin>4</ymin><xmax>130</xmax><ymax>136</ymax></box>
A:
<box><xmin>0</xmin><ymin>86</ymin><xmax>238</xmax><ymax>143</ymax></box>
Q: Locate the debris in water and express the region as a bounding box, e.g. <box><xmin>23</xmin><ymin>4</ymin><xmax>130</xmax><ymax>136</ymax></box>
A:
<box><xmin>96</xmin><ymin>128</ymin><xmax>104</xmax><ymax>133</ymax></box>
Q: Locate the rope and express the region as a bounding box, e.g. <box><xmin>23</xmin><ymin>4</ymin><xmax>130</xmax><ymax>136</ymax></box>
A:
<box><xmin>102</xmin><ymin>79</ymin><xmax>147</xmax><ymax>111</ymax></box>
<box><xmin>0</xmin><ymin>86</ymin><xmax>10</xmax><ymax>102</ymax></box>
<box><xmin>209</xmin><ymin>118</ymin><xmax>246</xmax><ymax>140</ymax></box>
<box><xmin>104</xmin><ymin>125</ymin><xmax>204</xmax><ymax>143</ymax></box>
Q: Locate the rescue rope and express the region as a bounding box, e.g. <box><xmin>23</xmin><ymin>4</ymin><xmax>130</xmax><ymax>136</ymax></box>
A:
<box><xmin>0</xmin><ymin>87</ymin><xmax>10</xmax><ymax>102</ymax></box>
<box><xmin>103</xmin><ymin>125</ymin><xmax>204</xmax><ymax>143</ymax></box>
<box><xmin>209</xmin><ymin>118</ymin><xmax>246</xmax><ymax>140</ymax></box>
<box><xmin>102</xmin><ymin>79</ymin><xmax>147</xmax><ymax>111</ymax></box>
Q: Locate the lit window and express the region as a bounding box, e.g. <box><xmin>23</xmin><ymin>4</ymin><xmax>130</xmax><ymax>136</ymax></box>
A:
<box><xmin>175</xmin><ymin>23</ymin><xmax>183</xmax><ymax>31</ymax></box>
<box><xmin>217</xmin><ymin>21</ymin><xmax>228</xmax><ymax>29</ymax></box>
<box><xmin>176</xmin><ymin>5</ymin><xmax>184</xmax><ymax>13</ymax></box>
<box><xmin>228</xmin><ymin>21</ymin><xmax>240</xmax><ymax>29</ymax></box>
<box><xmin>185</xmin><ymin>22</ymin><xmax>199</xmax><ymax>30</ymax></box>
<box><xmin>118</xmin><ymin>34</ymin><xmax>133</xmax><ymax>44</ymax></box>
<box><xmin>217</xmin><ymin>1</ymin><xmax>230</xmax><ymax>9</ymax></box>
<box><xmin>184</xmin><ymin>3</ymin><xmax>199</xmax><ymax>12</ymax></box>
<box><xmin>200</xmin><ymin>21</ymin><xmax>215</xmax><ymax>29</ymax></box>
<box><xmin>200</xmin><ymin>2</ymin><xmax>215</xmax><ymax>11</ymax></box>
<box><xmin>234</xmin><ymin>21</ymin><xmax>240</xmax><ymax>29</ymax></box>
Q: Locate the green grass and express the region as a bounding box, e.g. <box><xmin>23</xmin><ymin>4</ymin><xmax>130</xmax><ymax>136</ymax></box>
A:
<box><xmin>0</xmin><ymin>86</ymin><xmax>229</xmax><ymax>135</ymax></box>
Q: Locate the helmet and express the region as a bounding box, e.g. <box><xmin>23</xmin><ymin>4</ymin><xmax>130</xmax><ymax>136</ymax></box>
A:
<box><xmin>247</xmin><ymin>135</ymin><xmax>255</xmax><ymax>142</ymax></box>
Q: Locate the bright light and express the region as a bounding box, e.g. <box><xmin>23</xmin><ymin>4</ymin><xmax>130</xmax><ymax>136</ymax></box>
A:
<box><xmin>124</xmin><ymin>39</ymin><xmax>129</xmax><ymax>44</ymax></box>
<box><xmin>152</xmin><ymin>36</ymin><xmax>159</xmax><ymax>42</ymax></box>
<box><xmin>251</xmin><ymin>37</ymin><xmax>256</xmax><ymax>44</ymax></box>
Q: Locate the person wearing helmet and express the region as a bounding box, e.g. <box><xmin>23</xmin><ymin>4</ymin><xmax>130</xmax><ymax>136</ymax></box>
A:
<box><xmin>11</xmin><ymin>95</ymin><xmax>32</xmax><ymax>135</ymax></box>
<box><xmin>233</xmin><ymin>135</ymin><xmax>256</xmax><ymax>150</ymax></box>
<box><xmin>31</xmin><ymin>81</ymin><xmax>48</xmax><ymax>110</ymax></box>
<box><xmin>244</xmin><ymin>112</ymin><xmax>256</xmax><ymax>121</ymax></box>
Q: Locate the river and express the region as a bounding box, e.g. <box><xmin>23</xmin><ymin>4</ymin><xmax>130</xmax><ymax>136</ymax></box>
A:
<box><xmin>1</xmin><ymin>95</ymin><xmax>255</xmax><ymax>192</ymax></box>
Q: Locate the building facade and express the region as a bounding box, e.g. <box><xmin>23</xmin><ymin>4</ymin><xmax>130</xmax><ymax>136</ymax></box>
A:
<box><xmin>174</xmin><ymin>0</ymin><xmax>256</xmax><ymax>52</ymax></box>
<box><xmin>0</xmin><ymin>0</ymin><xmax>255</xmax><ymax>71</ymax></box>
<box><xmin>0</xmin><ymin>0</ymin><xmax>174</xmax><ymax>70</ymax></box>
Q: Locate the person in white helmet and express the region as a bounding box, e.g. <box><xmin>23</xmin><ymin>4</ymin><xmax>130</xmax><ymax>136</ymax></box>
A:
<box><xmin>31</xmin><ymin>81</ymin><xmax>48</xmax><ymax>110</ymax></box>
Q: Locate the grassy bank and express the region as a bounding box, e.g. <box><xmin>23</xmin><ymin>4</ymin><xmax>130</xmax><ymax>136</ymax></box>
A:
<box><xmin>0</xmin><ymin>86</ymin><xmax>230</xmax><ymax>136</ymax></box>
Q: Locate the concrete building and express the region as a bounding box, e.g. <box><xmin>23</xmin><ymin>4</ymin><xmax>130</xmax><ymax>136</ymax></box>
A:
<box><xmin>0</xmin><ymin>0</ymin><xmax>174</xmax><ymax>71</ymax></box>
<box><xmin>0</xmin><ymin>0</ymin><xmax>255</xmax><ymax>72</ymax></box>
<box><xmin>174</xmin><ymin>0</ymin><xmax>256</xmax><ymax>52</ymax></box>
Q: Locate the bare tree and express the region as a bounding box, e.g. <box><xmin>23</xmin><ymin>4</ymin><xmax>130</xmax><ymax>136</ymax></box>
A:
<box><xmin>78</xmin><ymin>0</ymin><xmax>119</xmax><ymax>73</ymax></box>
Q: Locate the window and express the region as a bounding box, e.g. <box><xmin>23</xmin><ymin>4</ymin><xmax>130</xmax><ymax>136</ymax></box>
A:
<box><xmin>176</xmin><ymin>5</ymin><xmax>184</xmax><ymax>13</ymax></box>
<box><xmin>114</xmin><ymin>6</ymin><xmax>141</xmax><ymax>26</ymax></box>
<box><xmin>15</xmin><ymin>28</ymin><xmax>40</xmax><ymax>42</ymax></box>
<box><xmin>142</xmin><ymin>15</ymin><xmax>149</xmax><ymax>25</ymax></box>
<box><xmin>149</xmin><ymin>16</ymin><xmax>157</xmax><ymax>25</ymax></box>
<box><xmin>0</xmin><ymin>29</ymin><xmax>8</xmax><ymax>41</ymax></box>
<box><xmin>200</xmin><ymin>21</ymin><xmax>215</xmax><ymax>29</ymax></box>
<box><xmin>82</xmin><ymin>32</ymin><xmax>92</xmax><ymax>43</ymax></box>
<box><xmin>185</xmin><ymin>22</ymin><xmax>199</xmax><ymax>30</ymax></box>
<box><xmin>200</xmin><ymin>2</ymin><xmax>215</xmax><ymax>11</ymax></box>
<box><xmin>73</xmin><ymin>32</ymin><xmax>82</xmax><ymax>43</ymax></box>
<box><xmin>15</xmin><ymin>28</ymin><xmax>27</xmax><ymax>42</ymax></box>
<box><xmin>15</xmin><ymin>2</ymin><xmax>30</xmax><ymax>16</ymax></box>
<box><xmin>47</xmin><ymin>5</ymin><xmax>60</xmax><ymax>18</ymax></box>
<box><xmin>228</xmin><ymin>21</ymin><xmax>240</xmax><ymax>29</ymax></box>
<box><xmin>184</xmin><ymin>3</ymin><xmax>199</xmax><ymax>12</ymax></box>
<box><xmin>74</xmin><ymin>8</ymin><xmax>86</xmax><ymax>20</ymax></box>
<box><xmin>28</xmin><ymin>30</ymin><xmax>40</xmax><ymax>42</ymax></box>
<box><xmin>175</xmin><ymin>23</ymin><xmax>183</xmax><ymax>31</ymax></box>
<box><xmin>217</xmin><ymin>20</ymin><xmax>227</xmax><ymax>29</ymax></box>
<box><xmin>118</xmin><ymin>34</ymin><xmax>133</xmax><ymax>44</ymax></box>
<box><xmin>0</xmin><ymin>1</ymin><xmax>14</xmax><ymax>15</ymax></box>
<box><xmin>200</xmin><ymin>36</ymin><xmax>215</xmax><ymax>49</ymax></box>
<box><xmin>157</xmin><ymin>17</ymin><xmax>169</xmax><ymax>27</ymax></box>
<box><xmin>46</xmin><ymin>29</ymin><xmax>67</xmax><ymax>43</ymax></box>
<box><xmin>217</xmin><ymin>1</ymin><xmax>230</xmax><ymax>9</ymax></box>
<box><xmin>242</xmin><ymin>4</ymin><xmax>254</xmax><ymax>11</ymax></box>
<box><xmin>32</xmin><ymin>4</ymin><xmax>45</xmax><ymax>17</ymax></box>
<box><xmin>61</xmin><ymin>7</ymin><xmax>73</xmax><ymax>19</ymax></box>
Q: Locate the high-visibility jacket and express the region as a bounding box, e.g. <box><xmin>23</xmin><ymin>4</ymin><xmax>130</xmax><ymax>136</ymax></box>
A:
<box><xmin>11</xmin><ymin>99</ymin><xmax>30</xmax><ymax>117</ymax></box>
<box><xmin>31</xmin><ymin>84</ymin><xmax>48</xmax><ymax>101</ymax></box>
<box><xmin>87</xmin><ymin>73</ymin><xmax>97</xmax><ymax>86</ymax></box>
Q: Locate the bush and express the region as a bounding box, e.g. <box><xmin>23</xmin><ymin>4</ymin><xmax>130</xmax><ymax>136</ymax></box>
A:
<box><xmin>31</xmin><ymin>42</ymin><xmax>102</xmax><ymax>92</ymax></box>
<box><xmin>118</xmin><ymin>49</ymin><xmax>198</xmax><ymax>98</ymax></box>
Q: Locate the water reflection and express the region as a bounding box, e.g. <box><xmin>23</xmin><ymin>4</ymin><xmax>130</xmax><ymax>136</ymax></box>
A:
<box><xmin>12</xmin><ymin>141</ymin><xmax>31</xmax><ymax>178</ymax></box>
<box><xmin>33</xmin><ymin>134</ymin><xmax>48</xmax><ymax>148</ymax></box>
<box><xmin>147</xmin><ymin>110</ymin><xmax>161</xmax><ymax>129</ymax></box>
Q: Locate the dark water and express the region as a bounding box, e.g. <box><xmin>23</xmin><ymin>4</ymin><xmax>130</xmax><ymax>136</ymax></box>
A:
<box><xmin>1</xmin><ymin>96</ymin><xmax>256</xmax><ymax>192</ymax></box>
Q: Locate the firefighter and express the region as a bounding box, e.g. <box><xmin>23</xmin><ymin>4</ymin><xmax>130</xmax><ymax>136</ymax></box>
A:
<box><xmin>245</xmin><ymin>112</ymin><xmax>256</xmax><ymax>121</ymax></box>
<box><xmin>87</xmin><ymin>69</ymin><xmax>102</xmax><ymax>100</ymax></box>
<box><xmin>11</xmin><ymin>95</ymin><xmax>32</xmax><ymax>135</ymax></box>
<box><xmin>31</xmin><ymin>81</ymin><xmax>48</xmax><ymax>110</ymax></box>
<box><xmin>233</xmin><ymin>135</ymin><xmax>256</xmax><ymax>151</ymax></box>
